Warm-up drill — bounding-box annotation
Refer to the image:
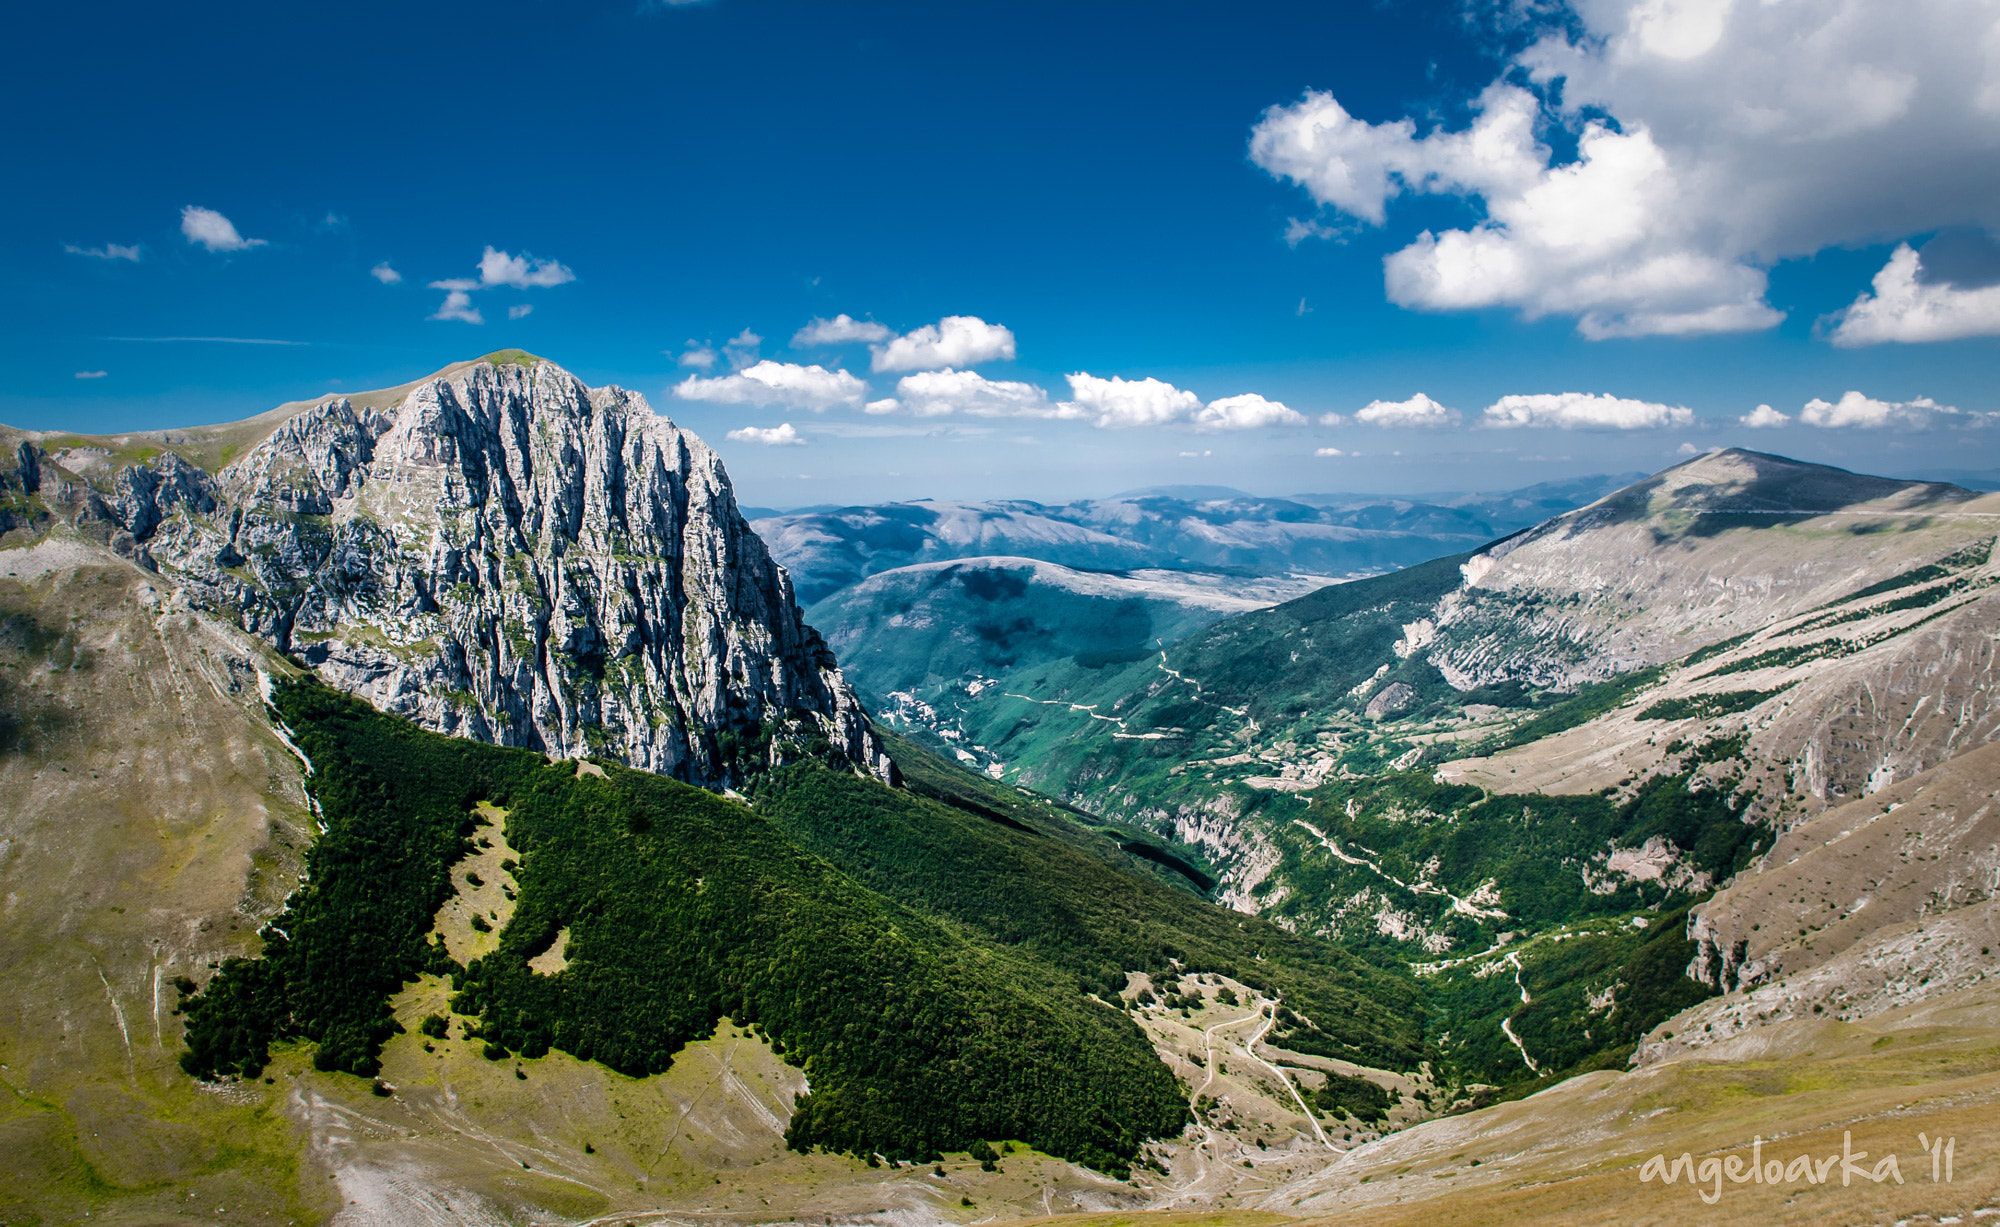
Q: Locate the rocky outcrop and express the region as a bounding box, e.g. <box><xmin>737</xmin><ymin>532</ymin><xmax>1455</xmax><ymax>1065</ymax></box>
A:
<box><xmin>32</xmin><ymin>356</ymin><xmax>893</xmax><ymax>786</ymax></box>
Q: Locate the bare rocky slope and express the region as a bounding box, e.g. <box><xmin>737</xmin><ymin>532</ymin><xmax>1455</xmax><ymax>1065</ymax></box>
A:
<box><xmin>0</xmin><ymin>351</ymin><xmax>891</xmax><ymax>785</ymax></box>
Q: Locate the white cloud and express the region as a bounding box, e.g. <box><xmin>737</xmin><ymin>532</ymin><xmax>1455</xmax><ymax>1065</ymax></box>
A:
<box><xmin>477</xmin><ymin>246</ymin><xmax>574</xmax><ymax>289</ymax></box>
<box><xmin>181</xmin><ymin>206</ymin><xmax>266</xmax><ymax>253</ymax></box>
<box><xmin>793</xmin><ymin>314</ymin><xmax>893</xmax><ymax>347</ymax></box>
<box><xmin>1317</xmin><ymin>411</ymin><xmax>1347</xmax><ymax>427</ymax></box>
<box><xmin>1354</xmin><ymin>392</ymin><xmax>1461</xmax><ymax>429</ymax></box>
<box><xmin>422</xmin><ymin>247</ymin><xmax>571</xmax><ymax>322</ymax></box>
<box><xmin>726</xmin><ymin>423</ymin><xmax>805</xmax><ymax>446</ymax></box>
<box><xmin>724</xmin><ymin>328</ymin><xmax>761</xmax><ymax>370</ymax></box>
<box><xmin>1194</xmin><ymin>393</ymin><xmax>1305</xmax><ymax>431</ymax></box>
<box><xmin>1799</xmin><ymin>390</ymin><xmax>1955</xmax><ymax>429</ymax></box>
<box><xmin>66</xmin><ymin>243</ymin><xmax>140</xmax><ymax>261</ymax></box>
<box><xmin>1315</xmin><ymin>446</ymin><xmax>1346</xmax><ymax>456</ymax></box>
<box><xmin>677</xmin><ymin>342</ymin><xmax>717</xmax><ymax>370</ymax></box>
<box><xmin>74</xmin><ymin>370</ymin><xmax>107</xmax><ymax>379</ymax></box>
<box><xmin>673</xmin><ymin>360</ymin><xmax>867</xmax><ymax>412</ymax></box>
<box><xmin>1285</xmin><ymin>218</ymin><xmax>1341</xmax><ymax>246</ymax></box>
<box><xmin>1829</xmin><ymin>243</ymin><xmax>2000</xmax><ymax>345</ymax></box>
<box><xmin>1741</xmin><ymin>403</ymin><xmax>1791</xmax><ymax>428</ymax></box>
<box><xmin>370</xmin><ymin>262</ymin><xmax>402</xmax><ymax>284</ymax></box>
<box><xmin>1253</xmin><ymin>82</ymin><xmax>1545</xmax><ymax>227</ymax></box>
<box><xmin>883</xmin><ymin>368</ymin><xmax>1070</xmax><ymax>419</ymax></box>
<box><xmin>1059</xmin><ymin>372</ymin><xmax>1202</xmax><ymax>429</ymax></box>
<box><xmin>871</xmin><ymin>316</ymin><xmax>1016</xmax><ymax>372</ymax></box>
<box><xmin>428</xmin><ymin>288</ymin><xmax>484</xmax><ymax>325</ymax></box>
<box><xmin>1253</xmin><ymin>1</ymin><xmax>2000</xmax><ymax>339</ymax></box>
<box><xmin>1482</xmin><ymin>392</ymin><xmax>1695</xmax><ymax>430</ymax></box>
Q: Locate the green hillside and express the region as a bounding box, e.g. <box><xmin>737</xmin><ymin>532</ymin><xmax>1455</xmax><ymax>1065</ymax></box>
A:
<box><xmin>178</xmin><ymin>677</ymin><xmax>1430</xmax><ymax>1172</ymax></box>
<box><xmin>752</xmin><ymin>732</ymin><xmax>1426</xmax><ymax>1068</ymax></box>
<box><xmin>181</xmin><ymin>679</ymin><xmax>1186</xmax><ymax>1172</ymax></box>
<box><xmin>807</xmin><ymin>558</ymin><xmax>1262</xmax><ymax>708</ymax></box>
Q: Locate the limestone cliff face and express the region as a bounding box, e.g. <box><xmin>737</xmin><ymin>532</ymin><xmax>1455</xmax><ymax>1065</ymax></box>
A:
<box><xmin>48</xmin><ymin>357</ymin><xmax>892</xmax><ymax>785</ymax></box>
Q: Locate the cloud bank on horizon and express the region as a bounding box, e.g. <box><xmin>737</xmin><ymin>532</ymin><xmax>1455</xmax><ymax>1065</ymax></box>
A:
<box><xmin>1251</xmin><ymin>0</ymin><xmax>2000</xmax><ymax>344</ymax></box>
<box><xmin>664</xmin><ymin>308</ymin><xmax>1983</xmax><ymax>448</ymax></box>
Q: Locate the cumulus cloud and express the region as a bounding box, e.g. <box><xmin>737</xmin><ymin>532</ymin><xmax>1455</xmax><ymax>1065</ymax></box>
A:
<box><xmin>1058</xmin><ymin>373</ymin><xmax>1203</xmax><ymax>429</ymax></box>
<box><xmin>1741</xmin><ymin>404</ymin><xmax>1791</xmax><ymax>428</ymax></box>
<box><xmin>677</xmin><ymin>341</ymin><xmax>717</xmax><ymax>370</ymax></box>
<box><xmin>793</xmin><ymin>314</ymin><xmax>893</xmax><ymax>347</ymax></box>
<box><xmin>66</xmin><ymin>243</ymin><xmax>140</xmax><ymax>261</ymax></box>
<box><xmin>425</xmin><ymin>247</ymin><xmax>573</xmax><ymax>322</ymax></box>
<box><xmin>1252</xmin><ymin>82</ymin><xmax>1545</xmax><ymax>227</ymax></box>
<box><xmin>872</xmin><ymin>316</ymin><xmax>1016</xmax><ymax>372</ymax></box>
<box><xmin>1829</xmin><ymin>244</ymin><xmax>2000</xmax><ymax>345</ymax></box>
<box><xmin>1194</xmin><ymin>393</ymin><xmax>1305</xmax><ymax>431</ymax></box>
<box><xmin>1253</xmin><ymin>0</ymin><xmax>2000</xmax><ymax>340</ymax></box>
<box><xmin>181</xmin><ymin>206</ymin><xmax>266</xmax><ymax>253</ymax></box>
<box><xmin>74</xmin><ymin>370</ymin><xmax>107</xmax><ymax>379</ymax></box>
<box><xmin>673</xmin><ymin>360</ymin><xmax>867</xmax><ymax>412</ymax></box>
<box><xmin>477</xmin><ymin>246</ymin><xmax>574</xmax><ymax>289</ymax></box>
<box><xmin>370</xmin><ymin>262</ymin><xmax>402</xmax><ymax>284</ymax></box>
<box><xmin>1315</xmin><ymin>446</ymin><xmax>1346</xmax><ymax>456</ymax></box>
<box><xmin>1316</xmin><ymin>411</ymin><xmax>1347</xmax><ymax>427</ymax></box>
<box><xmin>428</xmin><ymin>287</ymin><xmax>484</xmax><ymax>325</ymax></box>
<box><xmin>1354</xmin><ymin>392</ymin><xmax>1461</xmax><ymax>429</ymax></box>
<box><xmin>878</xmin><ymin>369</ymin><xmax>1069</xmax><ymax>419</ymax></box>
<box><xmin>1482</xmin><ymin>392</ymin><xmax>1694</xmax><ymax>430</ymax></box>
<box><xmin>1799</xmin><ymin>391</ymin><xmax>1955</xmax><ymax>429</ymax></box>
<box><xmin>508</xmin><ymin>304</ymin><xmax>534</xmax><ymax>320</ymax></box>
<box><xmin>726</xmin><ymin>423</ymin><xmax>805</xmax><ymax>446</ymax></box>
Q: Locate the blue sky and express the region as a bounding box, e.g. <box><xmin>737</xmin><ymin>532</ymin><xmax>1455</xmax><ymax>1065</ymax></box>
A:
<box><xmin>6</xmin><ymin>0</ymin><xmax>1998</xmax><ymax>506</ymax></box>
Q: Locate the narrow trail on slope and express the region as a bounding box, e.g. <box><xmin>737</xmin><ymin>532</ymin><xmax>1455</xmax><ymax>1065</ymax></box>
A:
<box><xmin>1499</xmin><ymin>951</ymin><xmax>1541</xmax><ymax>1073</ymax></box>
<box><xmin>1500</xmin><ymin>1017</ymin><xmax>1541</xmax><ymax>1074</ymax></box>
<box><xmin>1000</xmin><ymin>692</ymin><xmax>1171</xmax><ymax>740</ymax></box>
<box><xmin>1239</xmin><ymin>1002</ymin><xmax>1337</xmax><ymax>1152</ymax></box>
<box><xmin>1293</xmin><ymin>819</ymin><xmax>1508</xmax><ymax>922</ymax></box>
<box><xmin>1152</xmin><ymin>1007</ymin><xmax>1260</xmax><ymax>1207</ymax></box>
<box><xmin>1151</xmin><ymin>992</ymin><xmax>1340</xmax><ymax>1209</ymax></box>
<box><xmin>1157</xmin><ymin>654</ymin><xmax>1254</xmax><ymax>721</ymax></box>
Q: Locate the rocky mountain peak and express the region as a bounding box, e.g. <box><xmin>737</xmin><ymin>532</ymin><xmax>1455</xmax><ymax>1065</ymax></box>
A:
<box><xmin>13</xmin><ymin>354</ymin><xmax>893</xmax><ymax>786</ymax></box>
<box><xmin>1514</xmin><ymin>448</ymin><xmax>1972</xmax><ymax>546</ymax></box>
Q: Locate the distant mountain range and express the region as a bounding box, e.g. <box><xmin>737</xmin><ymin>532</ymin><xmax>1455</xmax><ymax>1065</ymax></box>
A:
<box><xmin>749</xmin><ymin>474</ymin><xmax>1641</xmax><ymax>604</ymax></box>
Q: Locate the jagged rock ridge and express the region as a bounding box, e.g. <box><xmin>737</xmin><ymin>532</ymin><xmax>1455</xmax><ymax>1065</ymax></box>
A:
<box><xmin>4</xmin><ymin>354</ymin><xmax>893</xmax><ymax>785</ymax></box>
